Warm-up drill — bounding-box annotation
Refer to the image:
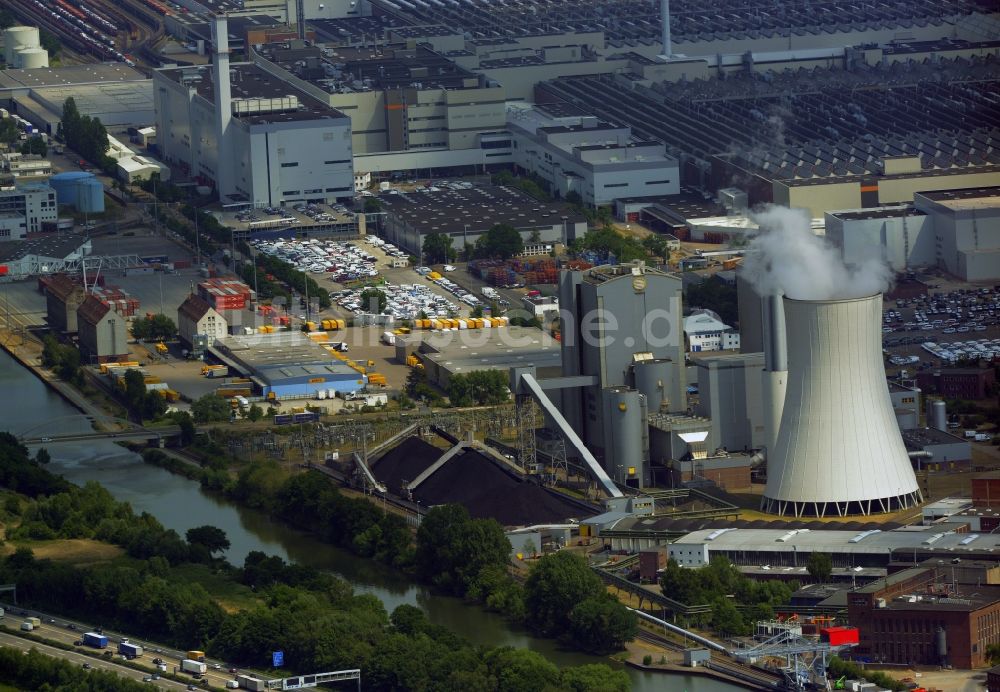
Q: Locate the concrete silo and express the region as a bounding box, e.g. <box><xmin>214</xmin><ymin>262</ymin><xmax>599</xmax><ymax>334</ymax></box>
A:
<box><xmin>602</xmin><ymin>387</ymin><xmax>648</xmax><ymax>488</ymax></box>
<box><xmin>762</xmin><ymin>293</ymin><xmax>922</xmax><ymax>517</ymax></box>
<box><xmin>4</xmin><ymin>26</ymin><xmax>39</xmax><ymax>65</ymax></box>
<box><xmin>16</xmin><ymin>47</ymin><xmax>49</xmax><ymax>69</ymax></box>
<box><xmin>631</xmin><ymin>358</ymin><xmax>675</xmax><ymax>414</ymax></box>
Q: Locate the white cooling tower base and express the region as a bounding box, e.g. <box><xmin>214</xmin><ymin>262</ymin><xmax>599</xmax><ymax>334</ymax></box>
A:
<box><xmin>761</xmin><ymin>489</ymin><xmax>923</xmax><ymax>518</ymax></box>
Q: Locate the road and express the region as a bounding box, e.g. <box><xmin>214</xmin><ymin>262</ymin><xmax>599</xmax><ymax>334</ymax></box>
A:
<box><xmin>0</xmin><ymin>630</ymin><xmax>188</xmax><ymax>690</ymax></box>
<box><xmin>20</xmin><ymin>426</ymin><xmax>179</xmax><ymax>445</ymax></box>
<box><xmin>1</xmin><ymin>606</ymin><xmax>256</xmax><ymax>689</ymax></box>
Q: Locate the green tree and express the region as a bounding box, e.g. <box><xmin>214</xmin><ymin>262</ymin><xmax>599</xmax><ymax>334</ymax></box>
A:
<box><xmin>0</xmin><ymin>118</ymin><xmax>19</xmax><ymax>145</ymax></box>
<box><xmin>363</xmin><ymin>197</ymin><xmax>382</xmax><ymax>213</ymax></box>
<box><xmin>422</xmin><ymin>232</ymin><xmax>455</xmax><ymax>264</ymax></box>
<box><xmin>191</xmin><ymin>394</ymin><xmax>232</xmax><ymax>423</ymax></box>
<box><xmin>471</xmin><ymin>305</ymin><xmax>484</xmax><ymax>319</ymax></box>
<box><xmin>524</xmin><ymin>551</ymin><xmax>604</xmax><ymax>637</ymax></box>
<box><xmin>123</xmin><ymin>368</ymin><xmax>148</xmax><ymax>421</ymax></box>
<box><xmin>414</xmin><ymin>504</ymin><xmax>511</xmax><ymax>595</ymax></box>
<box><xmin>359</xmin><ymin>288</ymin><xmax>387</xmax><ymax>314</ymax></box>
<box><xmin>131</xmin><ymin>313</ymin><xmax>176</xmax><ymax>341</ymax></box>
<box><xmin>987</xmin><ymin>643</ymin><xmax>1000</xmax><ymax>667</ymax></box>
<box><xmin>685</xmin><ymin>275</ymin><xmax>738</xmax><ymax>326</ymax></box>
<box><xmin>186</xmin><ymin>525</ymin><xmax>231</xmax><ymax>556</ymax></box>
<box><xmin>39</xmin><ymin>28</ymin><xmax>60</xmax><ymax>58</ymax></box>
<box><xmin>485</xmin><ymin>647</ymin><xmax>561</xmax><ymax>692</ymax></box>
<box><xmin>246</xmin><ymin>404</ymin><xmax>264</xmax><ymax>422</ymax></box>
<box><xmin>474</xmin><ymin>224</ymin><xmax>524</xmax><ymax>260</ymax></box>
<box><xmin>642</xmin><ymin>234</ymin><xmax>670</xmax><ymax>262</ymax></box>
<box><xmin>560</xmin><ymin>663</ymin><xmax>631</xmax><ymax>692</ymax></box>
<box><xmin>19</xmin><ymin>136</ymin><xmax>47</xmax><ymax>157</ymax></box>
<box><xmin>568</xmin><ymin>594</ymin><xmax>638</xmax><ymax>654</ymax></box>
<box><xmin>806</xmin><ymin>552</ymin><xmax>833</xmax><ymax>582</ymax></box>
<box><xmin>710</xmin><ymin>597</ymin><xmax>746</xmax><ymax>637</ymax></box>
<box><xmin>169</xmin><ymin>411</ymin><xmax>196</xmax><ymax>445</ymax></box>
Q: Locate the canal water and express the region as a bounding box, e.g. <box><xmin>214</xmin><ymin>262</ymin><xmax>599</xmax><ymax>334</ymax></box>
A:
<box><xmin>0</xmin><ymin>349</ymin><xmax>739</xmax><ymax>691</ymax></box>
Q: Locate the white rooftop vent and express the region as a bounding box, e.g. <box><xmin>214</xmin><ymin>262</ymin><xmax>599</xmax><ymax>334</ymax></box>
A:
<box><xmin>849</xmin><ymin>529</ymin><xmax>882</xmax><ymax>543</ymax></box>
<box><xmin>706</xmin><ymin>528</ymin><xmax>736</xmax><ymax>541</ymax></box>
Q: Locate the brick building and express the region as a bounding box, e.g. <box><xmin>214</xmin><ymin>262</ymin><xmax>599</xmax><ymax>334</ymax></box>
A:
<box><xmin>847</xmin><ymin>564</ymin><xmax>1000</xmax><ymax>669</ymax></box>
<box><xmin>916</xmin><ymin>368</ymin><xmax>997</xmax><ymax>400</ymax></box>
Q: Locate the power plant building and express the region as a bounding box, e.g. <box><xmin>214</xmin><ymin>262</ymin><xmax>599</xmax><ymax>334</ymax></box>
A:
<box><xmin>153</xmin><ymin>18</ymin><xmax>354</xmax><ymax>207</ymax></box>
<box><xmin>558</xmin><ymin>262</ymin><xmax>686</xmax><ymax>487</ymax></box>
<box><xmin>694</xmin><ymin>352</ymin><xmax>766</xmax><ymax>454</ymax></box>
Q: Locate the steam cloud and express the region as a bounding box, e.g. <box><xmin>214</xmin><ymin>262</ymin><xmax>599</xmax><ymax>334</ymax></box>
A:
<box><xmin>742</xmin><ymin>206</ymin><xmax>892</xmax><ymax>300</ymax></box>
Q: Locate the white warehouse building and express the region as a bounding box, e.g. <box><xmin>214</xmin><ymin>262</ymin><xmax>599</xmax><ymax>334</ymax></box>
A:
<box><xmin>825</xmin><ymin>186</ymin><xmax>1000</xmax><ymax>281</ymax></box>
<box><xmin>507</xmin><ymin>104</ymin><xmax>679</xmax><ymax>207</ymax></box>
<box><xmin>153</xmin><ymin>18</ymin><xmax>353</xmax><ymax>208</ymax></box>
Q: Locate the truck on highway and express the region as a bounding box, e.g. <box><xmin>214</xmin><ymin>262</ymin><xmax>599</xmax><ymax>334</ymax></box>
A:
<box><xmin>181</xmin><ymin>658</ymin><xmax>207</xmax><ymax>675</ymax></box>
<box><xmin>20</xmin><ymin>621</ymin><xmax>32</xmax><ymax>631</ymax></box>
<box><xmin>118</xmin><ymin>640</ymin><xmax>143</xmax><ymax>658</ymax></box>
<box><xmin>186</xmin><ymin>650</ymin><xmax>206</xmax><ymax>662</ymax></box>
<box><xmin>25</xmin><ymin>617</ymin><xmax>40</xmax><ymax>627</ymax></box>
<box><xmin>83</xmin><ymin>632</ymin><xmax>108</xmax><ymax>649</ymax></box>
<box><xmin>237</xmin><ymin>674</ymin><xmax>268</xmax><ymax>691</ymax></box>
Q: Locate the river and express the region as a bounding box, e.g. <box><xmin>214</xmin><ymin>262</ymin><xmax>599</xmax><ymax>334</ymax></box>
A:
<box><xmin>0</xmin><ymin>349</ymin><xmax>739</xmax><ymax>691</ymax></box>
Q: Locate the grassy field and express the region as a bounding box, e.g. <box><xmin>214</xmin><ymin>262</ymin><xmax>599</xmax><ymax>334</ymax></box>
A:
<box><xmin>0</xmin><ymin>539</ymin><xmax>123</xmax><ymax>566</ymax></box>
<box><xmin>165</xmin><ymin>563</ymin><xmax>260</xmax><ymax>613</ymax></box>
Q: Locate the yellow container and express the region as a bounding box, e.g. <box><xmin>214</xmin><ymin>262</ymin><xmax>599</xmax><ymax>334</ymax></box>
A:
<box><xmin>306</xmin><ymin>321</ymin><xmax>317</xmax><ymax>332</ymax></box>
<box><xmin>428</xmin><ymin>271</ymin><xmax>442</xmax><ymax>280</ymax></box>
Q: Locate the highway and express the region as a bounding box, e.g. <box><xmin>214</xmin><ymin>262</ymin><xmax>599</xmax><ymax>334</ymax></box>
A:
<box><xmin>1</xmin><ymin>606</ymin><xmax>255</xmax><ymax>690</ymax></box>
<box><xmin>0</xmin><ymin>630</ymin><xmax>188</xmax><ymax>690</ymax></box>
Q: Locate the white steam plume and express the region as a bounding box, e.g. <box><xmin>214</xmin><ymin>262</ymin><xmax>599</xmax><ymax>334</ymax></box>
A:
<box><xmin>742</xmin><ymin>205</ymin><xmax>893</xmax><ymax>300</ymax></box>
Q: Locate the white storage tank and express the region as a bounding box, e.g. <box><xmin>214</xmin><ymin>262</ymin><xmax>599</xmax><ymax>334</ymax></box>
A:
<box><xmin>4</xmin><ymin>26</ymin><xmax>40</xmax><ymax>64</ymax></box>
<box><xmin>15</xmin><ymin>47</ymin><xmax>48</xmax><ymax>69</ymax></box>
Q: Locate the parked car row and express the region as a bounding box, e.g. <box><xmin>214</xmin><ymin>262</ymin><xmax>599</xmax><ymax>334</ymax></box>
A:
<box><xmin>251</xmin><ymin>238</ymin><xmax>379</xmax><ymax>281</ymax></box>
<box><xmin>332</xmin><ymin>282</ymin><xmax>459</xmax><ymax>320</ymax></box>
<box><xmin>364</xmin><ymin>235</ymin><xmax>409</xmax><ymax>260</ymax></box>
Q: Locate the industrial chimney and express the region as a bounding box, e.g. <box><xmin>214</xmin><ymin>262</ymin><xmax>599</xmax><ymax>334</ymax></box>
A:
<box><xmin>211</xmin><ymin>15</ymin><xmax>235</xmax><ymax>201</ymax></box>
<box><xmin>761</xmin><ymin>293</ymin><xmax>787</xmax><ymax>455</ymax></box>
<box><xmin>762</xmin><ymin>293</ymin><xmax>922</xmax><ymax>517</ymax></box>
<box><xmin>660</xmin><ymin>0</ymin><xmax>672</xmax><ymax>58</ymax></box>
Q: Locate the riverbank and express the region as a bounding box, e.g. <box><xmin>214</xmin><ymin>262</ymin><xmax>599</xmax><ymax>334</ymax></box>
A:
<box><xmin>0</xmin><ymin>326</ymin><xmax>124</xmax><ymax>432</ymax></box>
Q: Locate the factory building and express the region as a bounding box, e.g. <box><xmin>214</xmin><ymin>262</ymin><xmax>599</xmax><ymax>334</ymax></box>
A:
<box><xmin>916</xmin><ymin>188</ymin><xmax>1000</xmax><ymax>281</ymax></box>
<box><xmin>901</xmin><ymin>428</ymin><xmax>972</xmax><ymax>473</ymax></box>
<box><xmin>378</xmin><ymin>184</ymin><xmax>587</xmax><ymax>255</ymax></box>
<box><xmin>825</xmin><ymin>206</ymin><xmax>934</xmax><ymax>273</ymax></box>
<box><xmin>506</xmin><ymin>103</ymin><xmax>679</xmax><ymax>206</ymax></box>
<box><xmin>0</xmin><ymin>152</ymin><xmax>52</xmax><ymax>182</ymax></box>
<box><xmin>848</xmin><ymin>564</ymin><xmax>1000</xmax><ymax>669</ymax></box>
<box><xmin>154</xmin><ymin>18</ymin><xmax>354</xmax><ymax>207</ymax></box>
<box><xmin>558</xmin><ymin>262</ymin><xmax>686</xmax><ymax>487</ymax></box>
<box><xmin>212</xmin><ymin>332</ymin><xmax>366</xmax><ymax>399</ymax></box>
<box><xmin>177</xmin><ymin>295</ymin><xmax>228</xmax><ymax>348</ymax></box>
<box><xmin>413</xmin><ymin>326</ymin><xmax>561</xmax><ymax>389</ymax></box>
<box><xmin>916</xmin><ymin>367</ymin><xmax>997</xmax><ymax>400</ymax></box>
<box><xmin>0</xmin><ymin>234</ymin><xmax>91</xmax><ymax>279</ymax></box>
<box><xmin>826</xmin><ymin>187</ymin><xmax>1000</xmax><ymax>280</ymax></box>
<box><xmin>76</xmin><ymin>295</ymin><xmax>129</xmax><ymax>364</ymax></box>
<box><xmin>250</xmin><ymin>40</ymin><xmax>508</xmax><ymax>175</ymax></box>
<box><xmin>0</xmin><ymin>64</ymin><xmax>153</xmax><ymax>133</ymax></box>
<box><xmin>0</xmin><ymin>182</ymin><xmax>57</xmax><ymax>240</ymax></box>
<box><xmin>664</xmin><ymin>527</ymin><xmax>1000</xmax><ymax>571</ymax></box>
<box><xmin>694</xmin><ymin>352</ymin><xmax>766</xmax><ymax>454</ymax></box>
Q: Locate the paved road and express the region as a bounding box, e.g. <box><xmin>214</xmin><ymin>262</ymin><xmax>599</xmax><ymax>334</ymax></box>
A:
<box><xmin>0</xmin><ymin>630</ymin><xmax>188</xmax><ymax>690</ymax></box>
<box><xmin>21</xmin><ymin>426</ymin><xmax>180</xmax><ymax>445</ymax></box>
<box><xmin>2</xmin><ymin>606</ymin><xmax>252</xmax><ymax>689</ymax></box>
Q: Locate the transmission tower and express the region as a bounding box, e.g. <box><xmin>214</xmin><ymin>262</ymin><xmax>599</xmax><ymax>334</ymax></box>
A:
<box><xmin>516</xmin><ymin>396</ymin><xmax>538</xmax><ymax>471</ymax></box>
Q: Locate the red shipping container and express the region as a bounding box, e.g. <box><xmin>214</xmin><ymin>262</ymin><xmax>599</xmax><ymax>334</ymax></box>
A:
<box><xmin>820</xmin><ymin>626</ymin><xmax>859</xmax><ymax>646</ymax></box>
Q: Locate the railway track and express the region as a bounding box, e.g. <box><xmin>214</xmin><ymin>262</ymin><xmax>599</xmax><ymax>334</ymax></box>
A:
<box><xmin>635</xmin><ymin>629</ymin><xmax>785</xmax><ymax>690</ymax></box>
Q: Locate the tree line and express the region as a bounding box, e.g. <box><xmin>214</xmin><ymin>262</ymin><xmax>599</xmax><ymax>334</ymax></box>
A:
<box><xmin>0</xmin><ymin>436</ymin><xmax>630</xmax><ymax>691</ymax></box>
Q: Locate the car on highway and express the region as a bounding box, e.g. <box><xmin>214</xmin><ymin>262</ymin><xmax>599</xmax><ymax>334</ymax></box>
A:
<box><xmin>66</xmin><ymin>623</ymin><xmax>76</xmax><ymax>630</ymax></box>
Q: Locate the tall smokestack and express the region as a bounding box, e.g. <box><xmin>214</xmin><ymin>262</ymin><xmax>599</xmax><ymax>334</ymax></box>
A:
<box><xmin>661</xmin><ymin>0</ymin><xmax>672</xmax><ymax>58</ymax></box>
<box><xmin>211</xmin><ymin>15</ymin><xmax>235</xmax><ymax>201</ymax></box>
<box><xmin>761</xmin><ymin>293</ymin><xmax>787</xmax><ymax>455</ymax></box>
<box><xmin>762</xmin><ymin>294</ymin><xmax>922</xmax><ymax>518</ymax></box>
<box><xmin>296</xmin><ymin>0</ymin><xmax>306</xmax><ymax>40</ymax></box>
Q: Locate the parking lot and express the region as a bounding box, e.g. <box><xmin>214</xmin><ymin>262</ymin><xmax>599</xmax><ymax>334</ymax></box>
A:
<box><xmin>221</xmin><ymin>201</ymin><xmax>357</xmax><ymax>232</ymax></box>
<box><xmin>882</xmin><ymin>285</ymin><xmax>1000</xmax><ymax>369</ymax></box>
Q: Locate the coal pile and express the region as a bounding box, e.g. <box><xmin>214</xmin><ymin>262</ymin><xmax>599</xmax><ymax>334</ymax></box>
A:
<box><xmin>413</xmin><ymin>448</ymin><xmax>591</xmax><ymax>526</ymax></box>
<box><xmin>371</xmin><ymin>436</ymin><xmax>441</xmax><ymax>496</ymax></box>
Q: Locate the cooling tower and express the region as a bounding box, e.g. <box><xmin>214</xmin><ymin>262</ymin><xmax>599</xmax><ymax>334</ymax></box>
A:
<box><xmin>762</xmin><ymin>293</ymin><xmax>922</xmax><ymax>517</ymax></box>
